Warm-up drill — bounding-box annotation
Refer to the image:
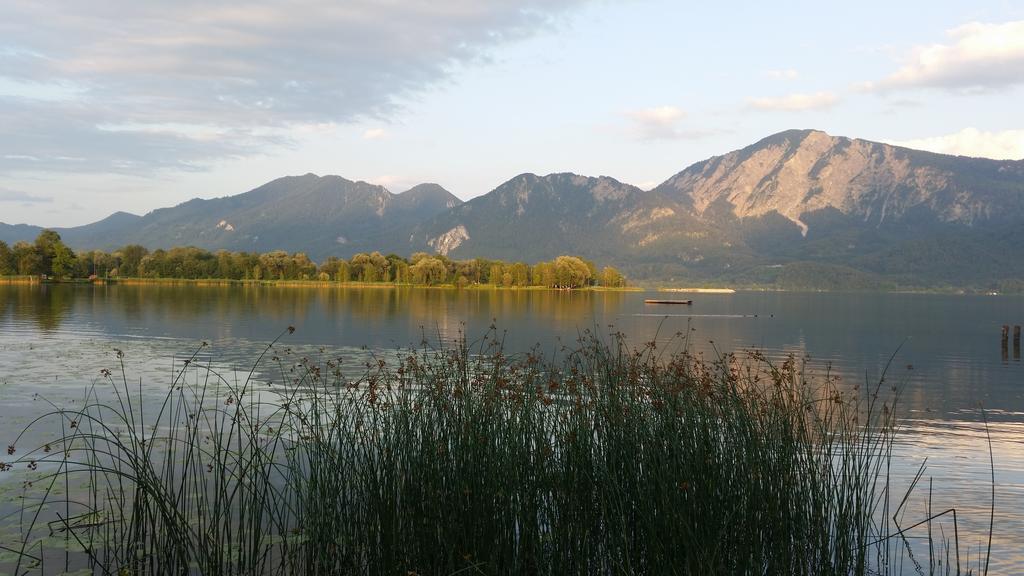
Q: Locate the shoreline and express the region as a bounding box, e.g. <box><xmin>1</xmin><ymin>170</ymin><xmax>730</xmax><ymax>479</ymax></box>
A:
<box><xmin>0</xmin><ymin>275</ymin><xmax>1015</xmax><ymax>295</ymax></box>
<box><xmin>0</xmin><ymin>275</ymin><xmax>641</xmax><ymax>292</ymax></box>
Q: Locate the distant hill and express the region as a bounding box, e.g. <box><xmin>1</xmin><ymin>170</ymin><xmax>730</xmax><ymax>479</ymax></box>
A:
<box><xmin>4</xmin><ymin>130</ymin><xmax>1024</xmax><ymax>289</ymax></box>
<box><xmin>411</xmin><ymin>130</ymin><xmax>1024</xmax><ymax>288</ymax></box>
<box><xmin>410</xmin><ymin>173</ymin><xmax>644</xmax><ymax>261</ymax></box>
<box><xmin>1</xmin><ymin>174</ymin><xmax>462</xmax><ymax>259</ymax></box>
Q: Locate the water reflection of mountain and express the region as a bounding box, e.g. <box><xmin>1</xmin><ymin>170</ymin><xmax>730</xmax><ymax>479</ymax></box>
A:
<box><xmin>2</xmin><ymin>284</ymin><xmax>1023</xmax><ymax>419</ymax></box>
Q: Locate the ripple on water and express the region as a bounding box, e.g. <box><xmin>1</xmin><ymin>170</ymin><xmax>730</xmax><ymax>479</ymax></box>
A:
<box><xmin>3</xmin><ymin>287</ymin><xmax>1024</xmax><ymax>571</ymax></box>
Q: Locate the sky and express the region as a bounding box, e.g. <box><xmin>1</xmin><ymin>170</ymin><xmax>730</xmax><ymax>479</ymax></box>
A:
<box><xmin>1</xmin><ymin>0</ymin><xmax>1023</xmax><ymax>227</ymax></box>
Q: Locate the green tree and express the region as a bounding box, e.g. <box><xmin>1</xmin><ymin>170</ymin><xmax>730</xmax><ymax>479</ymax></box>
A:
<box><xmin>234</xmin><ymin>252</ymin><xmax>259</xmax><ymax>280</ymax></box>
<box><xmin>12</xmin><ymin>241</ymin><xmax>39</xmax><ymax>275</ymax></box>
<box><xmin>259</xmin><ymin>251</ymin><xmax>291</xmax><ymax>280</ymax></box>
<box><xmin>33</xmin><ymin>230</ymin><xmax>75</xmax><ymax>277</ymax></box>
<box><xmin>508</xmin><ymin>262</ymin><xmax>530</xmax><ymax>286</ymax></box>
<box><xmin>410</xmin><ymin>256</ymin><xmax>448</xmax><ymax>285</ymax></box>
<box><xmin>319</xmin><ymin>257</ymin><xmax>348</xmax><ymax>281</ymax></box>
<box><xmin>215</xmin><ymin>250</ymin><xmax>235</xmax><ymax>279</ymax></box>
<box><xmin>50</xmin><ymin>242</ymin><xmax>77</xmax><ymax>279</ymax></box>
<box><xmin>385</xmin><ymin>254</ymin><xmax>410</xmax><ymax>283</ymax></box>
<box><xmin>455</xmin><ymin>260</ymin><xmax>482</xmax><ymax>285</ymax></box>
<box><xmin>93</xmin><ymin>251</ymin><xmax>119</xmax><ymax>278</ymax></box>
<box><xmin>532</xmin><ymin>261</ymin><xmax>555</xmax><ymax>287</ymax></box>
<box><xmin>160</xmin><ymin>246</ymin><xmax>216</xmax><ymax>278</ymax></box>
<box><xmin>1</xmin><ymin>241</ymin><xmax>627</xmax><ymax>288</ymax></box>
<box><xmin>335</xmin><ymin>261</ymin><xmax>351</xmax><ymax>282</ymax></box>
<box><xmin>0</xmin><ymin>241</ymin><xmax>14</xmax><ymax>275</ymax></box>
<box><xmin>288</xmin><ymin>253</ymin><xmax>317</xmax><ymax>280</ymax></box>
<box><xmin>138</xmin><ymin>249</ymin><xmax>167</xmax><ymax>278</ymax></box>
<box><xmin>583</xmin><ymin>258</ymin><xmax>598</xmax><ymax>284</ymax></box>
<box><xmin>350</xmin><ymin>252</ymin><xmax>389</xmax><ymax>282</ymax></box>
<box><xmin>599</xmin><ymin>266</ymin><xmax>626</xmax><ymax>287</ymax></box>
<box><xmin>552</xmin><ymin>256</ymin><xmax>592</xmax><ymax>288</ymax></box>
<box><xmin>489</xmin><ymin>263</ymin><xmax>504</xmax><ymax>286</ymax></box>
<box><xmin>349</xmin><ymin>253</ymin><xmax>372</xmax><ymax>281</ymax></box>
<box><xmin>118</xmin><ymin>245</ymin><xmax>149</xmax><ymax>277</ymax></box>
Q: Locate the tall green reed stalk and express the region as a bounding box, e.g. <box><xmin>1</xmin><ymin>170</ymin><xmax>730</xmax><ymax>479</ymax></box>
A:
<box><xmin>1</xmin><ymin>327</ymin><xmax>986</xmax><ymax>575</ymax></box>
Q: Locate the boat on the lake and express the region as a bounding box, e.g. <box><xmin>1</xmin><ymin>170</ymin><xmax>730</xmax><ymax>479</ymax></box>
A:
<box><xmin>643</xmin><ymin>299</ymin><xmax>693</xmax><ymax>305</ymax></box>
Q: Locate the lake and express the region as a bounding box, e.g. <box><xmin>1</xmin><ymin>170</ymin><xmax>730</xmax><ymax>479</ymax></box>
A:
<box><xmin>1</xmin><ymin>284</ymin><xmax>1022</xmax><ymax>571</ymax></box>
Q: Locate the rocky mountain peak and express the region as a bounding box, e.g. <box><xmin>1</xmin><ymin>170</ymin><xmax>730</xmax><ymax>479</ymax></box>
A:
<box><xmin>654</xmin><ymin>129</ymin><xmax>1020</xmax><ymax>235</ymax></box>
<box><xmin>395</xmin><ymin>183</ymin><xmax>463</xmax><ymax>212</ymax></box>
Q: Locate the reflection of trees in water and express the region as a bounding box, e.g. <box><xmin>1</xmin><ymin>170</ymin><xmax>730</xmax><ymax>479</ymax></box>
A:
<box><xmin>408</xmin><ymin>289</ymin><xmax>623</xmax><ymax>335</ymax></box>
<box><xmin>313</xmin><ymin>288</ymin><xmax>630</xmax><ymax>347</ymax></box>
<box><xmin>4</xmin><ymin>284</ymin><xmax>628</xmax><ymax>346</ymax></box>
<box><xmin>108</xmin><ymin>285</ymin><xmax>317</xmax><ymax>329</ymax></box>
<box><xmin>0</xmin><ymin>287</ymin><xmax>9</xmax><ymax>323</ymax></box>
<box><xmin>4</xmin><ymin>284</ymin><xmax>73</xmax><ymax>332</ymax></box>
<box><xmin>5</xmin><ymin>284</ymin><xmax>316</xmax><ymax>336</ymax></box>
<box><xmin>6</xmin><ymin>285</ymin><xmax>1019</xmax><ymax>421</ymax></box>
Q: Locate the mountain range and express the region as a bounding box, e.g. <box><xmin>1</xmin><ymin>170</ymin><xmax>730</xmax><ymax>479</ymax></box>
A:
<box><xmin>4</xmin><ymin>129</ymin><xmax>1024</xmax><ymax>289</ymax></box>
<box><xmin>1</xmin><ymin>176</ymin><xmax>462</xmax><ymax>259</ymax></box>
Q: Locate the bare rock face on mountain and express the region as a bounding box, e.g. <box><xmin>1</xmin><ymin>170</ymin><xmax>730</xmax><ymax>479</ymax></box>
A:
<box><xmin>655</xmin><ymin>129</ymin><xmax>1024</xmax><ymax>234</ymax></box>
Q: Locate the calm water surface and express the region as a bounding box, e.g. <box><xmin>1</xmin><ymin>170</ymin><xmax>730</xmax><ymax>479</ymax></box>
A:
<box><xmin>1</xmin><ymin>284</ymin><xmax>1022</xmax><ymax>570</ymax></box>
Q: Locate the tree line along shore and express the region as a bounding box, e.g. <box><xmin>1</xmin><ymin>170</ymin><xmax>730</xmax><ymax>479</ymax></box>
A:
<box><xmin>0</xmin><ymin>230</ymin><xmax>627</xmax><ymax>289</ymax></box>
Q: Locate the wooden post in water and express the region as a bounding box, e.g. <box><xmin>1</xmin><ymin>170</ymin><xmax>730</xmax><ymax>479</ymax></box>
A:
<box><xmin>1002</xmin><ymin>325</ymin><xmax>1010</xmax><ymax>362</ymax></box>
<box><xmin>1015</xmin><ymin>325</ymin><xmax>1021</xmax><ymax>360</ymax></box>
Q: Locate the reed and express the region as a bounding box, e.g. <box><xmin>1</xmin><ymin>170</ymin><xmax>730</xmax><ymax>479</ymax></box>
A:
<box><xmin>1</xmin><ymin>328</ymin><xmax>984</xmax><ymax>575</ymax></box>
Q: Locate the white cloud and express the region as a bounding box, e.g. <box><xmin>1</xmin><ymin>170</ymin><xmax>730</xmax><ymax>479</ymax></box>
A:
<box><xmin>362</xmin><ymin>128</ymin><xmax>387</xmax><ymax>140</ymax></box>
<box><xmin>0</xmin><ymin>187</ymin><xmax>51</xmax><ymax>203</ymax></box>
<box><xmin>763</xmin><ymin>69</ymin><xmax>799</xmax><ymax>80</ymax></box>
<box><xmin>0</xmin><ymin>98</ymin><xmax>288</xmax><ymax>175</ymax></box>
<box><xmin>748</xmin><ymin>91</ymin><xmax>839</xmax><ymax>111</ymax></box>
<box><xmin>886</xmin><ymin>128</ymin><xmax>1024</xmax><ymax>160</ymax></box>
<box><xmin>628</xmin><ymin>106</ymin><xmax>685</xmax><ymax>125</ymax></box>
<box><xmin>0</xmin><ymin>77</ymin><xmax>86</xmax><ymax>101</ymax></box>
<box><xmin>872</xmin><ymin>20</ymin><xmax>1024</xmax><ymax>92</ymax></box>
<box><xmin>624</xmin><ymin>106</ymin><xmax>712</xmax><ymax>140</ymax></box>
<box><xmin>0</xmin><ymin>0</ymin><xmax>592</xmax><ymax>174</ymax></box>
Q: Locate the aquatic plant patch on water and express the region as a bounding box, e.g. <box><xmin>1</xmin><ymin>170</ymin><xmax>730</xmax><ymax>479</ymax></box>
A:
<box><xmin>0</xmin><ymin>328</ymin><xmax>990</xmax><ymax>575</ymax></box>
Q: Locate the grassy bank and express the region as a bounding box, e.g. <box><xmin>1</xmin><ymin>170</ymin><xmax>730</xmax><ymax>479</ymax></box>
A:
<box><xmin>4</xmin><ymin>274</ymin><xmax>1011</xmax><ymax>295</ymax></box>
<box><xmin>2</xmin><ymin>330</ymin><xmax>986</xmax><ymax>575</ymax></box>
<box><xmin>0</xmin><ymin>275</ymin><xmax>40</xmax><ymax>285</ymax></box>
<box><xmin>0</xmin><ymin>275</ymin><xmax>640</xmax><ymax>291</ymax></box>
